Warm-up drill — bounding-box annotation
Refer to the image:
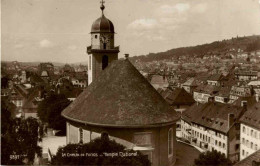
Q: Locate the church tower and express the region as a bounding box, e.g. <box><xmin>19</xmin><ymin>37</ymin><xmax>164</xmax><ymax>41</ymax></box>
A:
<box><xmin>87</xmin><ymin>0</ymin><xmax>120</xmax><ymax>85</ymax></box>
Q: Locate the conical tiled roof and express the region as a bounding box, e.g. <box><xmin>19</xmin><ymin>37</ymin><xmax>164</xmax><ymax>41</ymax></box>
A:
<box><xmin>62</xmin><ymin>59</ymin><xmax>179</xmax><ymax>127</ymax></box>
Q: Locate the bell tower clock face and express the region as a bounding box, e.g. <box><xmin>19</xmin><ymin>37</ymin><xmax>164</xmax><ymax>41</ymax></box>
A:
<box><xmin>100</xmin><ymin>34</ymin><xmax>110</xmax><ymax>43</ymax></box>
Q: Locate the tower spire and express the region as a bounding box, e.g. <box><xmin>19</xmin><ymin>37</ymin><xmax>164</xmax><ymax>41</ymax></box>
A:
<box><xmin>100</xmin><ymin>0</ymin><xmax>105</xmax><ymax>15</ymax></box>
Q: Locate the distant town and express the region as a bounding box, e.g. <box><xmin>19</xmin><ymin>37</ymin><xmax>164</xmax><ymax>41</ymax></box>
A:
<box><xmin>2</xmin><ymin>34</ymin><xmax>260</xmax><ymax>165</ymax></box>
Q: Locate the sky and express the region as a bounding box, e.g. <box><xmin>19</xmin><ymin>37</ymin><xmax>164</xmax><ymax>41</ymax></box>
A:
<box><xmin>2</xmin><ymin>0</ymin><xmax>260</xmax><ymax>63</ymax></box>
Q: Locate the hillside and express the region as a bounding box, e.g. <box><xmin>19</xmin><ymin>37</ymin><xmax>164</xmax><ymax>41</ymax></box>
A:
<box><xmin>130</xmin><ymin>35</ymin><xmax>260</xmax><ymax>62</ymax></box>
<box><xmin>1</xmin><ymin>61</ymin><xmax>88</xmax><ymax>67</ymax></box>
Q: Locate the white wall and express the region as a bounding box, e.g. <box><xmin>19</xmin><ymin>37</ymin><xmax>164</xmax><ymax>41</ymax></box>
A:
<box><xmin>240</xmin><ymin>123</ymin><xmax>260</xmax><ymax>160</ymax></box>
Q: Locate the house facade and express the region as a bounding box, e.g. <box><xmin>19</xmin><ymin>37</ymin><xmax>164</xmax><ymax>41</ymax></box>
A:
<box><xmin>239</xmin><ymin>97</ymin><xmax>260</xmax><ymax>161</ymax></box>
<box><xmin>181</xmin><ymin>102</ymin><xmax>245</xmax><ymax>162</ymax></box>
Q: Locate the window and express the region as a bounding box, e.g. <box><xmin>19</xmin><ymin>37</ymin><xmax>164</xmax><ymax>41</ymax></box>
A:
<box><xmin>223</xmin><ymin>143</ymin><xmax>225</xmax><ymax>149</ymax></box>
<box><xmin>235</xmin><ymin>144</ymin><xmax>239</xmax><ymax>150</ymax></box>
<box><xmin>168</xmin><ymin>128</ymin><xmax>173</xmax><ymax>156</ymax></box>
<box><xmin>79</xmin><ymin>128</ymin><xmax>83</xmax><ymax>143</ymax></box>
<box><xmin>251</xmin><ymin>130</ymin><xmax>253</xmax><ymax>136</ymax></box>
<box><xmin>95</xmin><ymin>35</ymin><xmax>97</xmax><ymax>39</ymax></box>
<box><xmin>89</xmin><ymin>56</ymin><xmax>91</xmax><ymax>70</ymax></box>
<box><xmin>102</xmin><ymin>55</ymin><xmax>108</xmax><ymax>70</ymax></box>
<box><xmin>219</xmin><ymin>142</ymin><xmax>221</xmax><ymax>147</ymax></box>
<box><xmin>251</xmin><ymin>142</ymin><xmax>253</xmax><ymax>149</ymax></box>
<box><xmin>242</xmin><ymin>138</ymin><xmax>245</xmax><ymax>144</ymax></box>
<box><xmin>242</xmin><ymin>150</ymin><xmax>244</xmax><ymax>156</ymax></box>
<box><xmin>215</xmin><ymin>140</ymin><xmax>217</xmax><ymax>145</ymax></box>
<box><xmin>255</xmin><ymin>144</ymin><xmax>258</xmax><ymax>150</ymax></box>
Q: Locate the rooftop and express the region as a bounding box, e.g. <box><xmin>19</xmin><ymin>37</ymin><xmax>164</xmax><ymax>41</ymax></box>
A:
<box><xmin>183</xmin><ymin>102</ymin><xmax>244</xmax><ymax>133</ymax></box>
<box><xmin>62</xmin><ymin>59</ymin><xmax>179</xmax><ymax>128</ymax></box>
<box><xmin>239</xmin><ymin>98</ymin><xmax>260</xmax><ymax>130</ymax></box>
<box><xmin>160</xmin><ymin>88</ymin><xmax>195</xmax><ymax>106</ymax></box>
<box><xmin>234</xmin><ymin>150</ymin><xmax>260</xmax><ymax>166</ymax></box>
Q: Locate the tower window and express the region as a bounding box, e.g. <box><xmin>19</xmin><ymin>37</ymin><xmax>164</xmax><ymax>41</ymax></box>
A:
<box><xmin>102</xmin><ymin>55</ymin><xmax>108</xmax><ymax>70</ymax></box>
<box><xmin>168</xmin><ymin>128</ymin><xmax>173</xmax><ymax>157</ymax></box>
<box><xmin>95</xmin><ymin>35</ymin><xmax>97</xmax><ymax>39</ymax></box>
<box><xmin>89</xmin><ymin>56</ymin><xmax>91</xmax><ymax>70</ymax></box>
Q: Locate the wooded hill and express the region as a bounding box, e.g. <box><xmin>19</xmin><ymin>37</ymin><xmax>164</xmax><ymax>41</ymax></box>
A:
<box><xmin>130</xmin><ymin>35</ymin><xmax>260</xmax><ymax>62</ymax></box>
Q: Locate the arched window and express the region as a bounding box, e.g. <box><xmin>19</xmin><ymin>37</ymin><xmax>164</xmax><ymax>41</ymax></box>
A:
<box><xmin>242</xmin><ymin>126</ymin><xmax>245</xmax><ymax>133</ymax></box>
<box><xmin>168</xmin><ymin>128</ymin><xmax>173</xmax><ymax>157</ymax></box>
<box><xmin>102</xmin><ymin>55</ymin><xmax>108</xmax><ymax>70</ymax></box>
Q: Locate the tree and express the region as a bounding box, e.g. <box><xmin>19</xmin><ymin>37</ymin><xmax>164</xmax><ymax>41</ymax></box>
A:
<box><xmin>1</xmin><ymin>97</ymin><xmax>15</xmax><ymax>134</ymax></box>
<box><xmin>194</xmin><ymin>150</ymin><xmax>232</xmax><ymax>166</ymax></box>
<box><xmin>38</xmin><ymin>93</ymin><xmax>71</xmax><ymax>132</ymax></box>
<box><xmin>1</xmin><ymin>76</ymin><xmax>9</xmax><ymax>89</ymax></box>
<box><xmin>52</xmin><ymin>134</ymin><xmax>151</xmax><ymax>166</ymax></box>
<box><xmin>1</xmin><ymin>116</ymin><xmax>43</xmax><ymax>165</ymax></box>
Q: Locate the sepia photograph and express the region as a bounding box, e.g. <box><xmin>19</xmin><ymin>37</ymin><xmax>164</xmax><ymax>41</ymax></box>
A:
<box><xmin>1</xmin><ymin>0</ymin><xmax>260</xmax><ymax>165</ymax></box>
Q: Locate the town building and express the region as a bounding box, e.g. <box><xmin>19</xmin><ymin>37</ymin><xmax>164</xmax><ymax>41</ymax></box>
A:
<box><xmin>159</xmin><ymin>87</ymin><xmax>195</xmax><ymax>112</ymax></box>
<box><xmin>207</xmin><ymin>74</ymin><xmax>223</xmax><ymax>86</ymax></box>
<box><xmin>239</xmin><ymin>96</ymin><xmax>260</xmax><ymax>161</ymax></box>
<box><xmin>181</xmin><ymin>77</ymin><xmax>198</xmax><ymax>94</ymax></box>
<box><xmin>181</xmin><ymin>102</ymin><xmax>245</xmax><ymax>162</ymax></box>
<box><xmin>235</xmin><ymin>70</ymin><xmax>258</xmax><ymax>81</ymax></box>
<box><xmin>150</xmin><ymin>75</ymin><xmax>169</xmax><ymax>90</ymax></box>
<box><xmin>214</xmin><ymin>87</ymin><xmax>231</xmax><ymax>104</ymax></box>
<box><xmin>230</xmin><ymin>84</ymin><xmax>253</xmax><ymax>102</ymax></box>
<box><xmin>62</xmin><ymin>3</ymin><xmax>179</xmax><ymax>166</ymax></box>
<box><xmin>193</xmin><ymin>84</ymin><xmax>220</xmax><ymax>103</ymax></box>
<box><xmin>234</xmin><ymin>150</ymin><xmax>260</xmax><ymax>166</ymax></box>
<box><xmin>38</xmin><ymin>63</ymin><xmax>54</xmax><ymax>77</ymax></box>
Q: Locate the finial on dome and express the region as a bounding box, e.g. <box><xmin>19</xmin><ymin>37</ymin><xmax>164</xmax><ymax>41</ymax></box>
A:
<box><xmin>100</xmin><ymin>0</ymin><xmax>105</xmax><ymax>15</ymax></box>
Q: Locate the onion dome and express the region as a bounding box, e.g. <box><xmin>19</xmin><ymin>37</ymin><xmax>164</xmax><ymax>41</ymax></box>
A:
<box><xmin>91</xmin><ymin>15</ymin><xmax>114</xmax><ymax>33</ymax></box>
<box><xmin>91</xmin><ymin>0</ymin><xmax>114</xmax><ymax>33</ymax></box>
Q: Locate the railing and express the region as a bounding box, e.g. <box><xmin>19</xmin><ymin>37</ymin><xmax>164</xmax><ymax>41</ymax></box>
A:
<box><xmin>88</xmin><ymin>45</ymin><xmax>119</xmax><ymax>50</ymax></box>
<box><xmin>87</xmin><ymin>45</ymin><xmax>120</xmax><ymax>54</ymax></box>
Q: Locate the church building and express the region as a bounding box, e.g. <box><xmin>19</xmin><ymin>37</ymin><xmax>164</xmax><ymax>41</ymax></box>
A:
<box><xmin>61</xmin><ymin>2</ymin><xmax>179</xmax><ymax>166</ymax></box>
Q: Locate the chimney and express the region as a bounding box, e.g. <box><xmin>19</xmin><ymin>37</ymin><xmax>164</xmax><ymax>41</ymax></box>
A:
<box><xmin>208</xmin><ymin>96</ymin><xmax>215</xmax><ymax>103</ymax></box>
<box><xmin>241</xmin><ymin>100</ymin><xmax>247</xmax><ymax>109</ymax></box>
<box><xmin>228</xmin><ymin>113</ymin><xmax>235</xmax><ymax>129</ymax></box>
<box><xmin>125</xmin><ymin>54</ymin><xmax>129</xmax><ymax>59</ymax></box>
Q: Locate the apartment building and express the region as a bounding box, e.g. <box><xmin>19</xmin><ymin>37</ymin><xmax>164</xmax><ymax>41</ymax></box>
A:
<box><xmin>239</xmin><ymin>96</ymin><xmax>260</xmax><ymax>161</ymax></box>
<box><xmin>181</xmin><ymin>102</ymin><xmax>245</xmax><ymax>162</ymax></box>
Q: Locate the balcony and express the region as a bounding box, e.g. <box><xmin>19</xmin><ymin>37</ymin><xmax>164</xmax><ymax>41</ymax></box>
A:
<box><xmin>87</xmin><ymin>45</ymin><xmax>120</xmax><ymax>54</ymax></box>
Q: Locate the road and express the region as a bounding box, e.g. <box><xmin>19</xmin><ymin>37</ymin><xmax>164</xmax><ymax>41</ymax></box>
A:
<box><xmin>175</xmin><ymin>141</ymin><xmax>201</xmax><ymax>166</ymax></box>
